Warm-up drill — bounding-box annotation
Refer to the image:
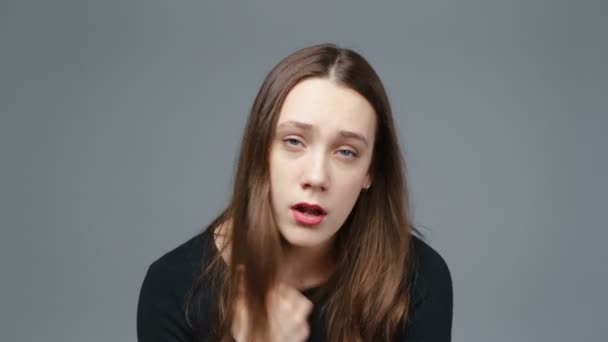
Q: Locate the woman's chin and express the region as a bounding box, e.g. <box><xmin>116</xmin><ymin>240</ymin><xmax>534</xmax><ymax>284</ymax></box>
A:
<box><xmin>278</xmin><ymin>224</ymin><xmax>334</xmax><ymax>249</ymax></box>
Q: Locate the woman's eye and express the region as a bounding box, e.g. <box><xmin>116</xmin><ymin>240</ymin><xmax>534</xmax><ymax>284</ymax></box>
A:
<box><xmin>284</xmin><ymin>138</ymin><xmax>303</xmax><ymax>147</ymax></box>
<box><xmin>338</xmin><ymin>149</ymin><xmax>357</xmax><ymax>158</ymax></box>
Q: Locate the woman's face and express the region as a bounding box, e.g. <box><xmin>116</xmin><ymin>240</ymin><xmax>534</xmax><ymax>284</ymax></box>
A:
<box><xmin>269</xmin><ymin>78</ymin><xmax>376</xmax><ymax>250</ymax></box>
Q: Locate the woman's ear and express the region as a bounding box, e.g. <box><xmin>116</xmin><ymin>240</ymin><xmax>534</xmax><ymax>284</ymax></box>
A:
<box><xmin>362</xmin><ymin>174</ymin><xmax>372</xmax><ymax>190</ymax></box>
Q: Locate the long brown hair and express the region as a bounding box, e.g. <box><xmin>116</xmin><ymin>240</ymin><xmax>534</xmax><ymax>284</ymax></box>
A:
<box><xmin>186</xmin><ymin>43</ymin><xmax>416</xmax><ymax>341</ymax></box>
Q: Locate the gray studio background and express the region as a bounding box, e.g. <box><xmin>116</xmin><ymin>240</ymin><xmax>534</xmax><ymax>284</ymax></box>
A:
<box><xmin>1</xmin><ymin>0</ymin><xmax>606</xmax><ymax>341</ymax></box>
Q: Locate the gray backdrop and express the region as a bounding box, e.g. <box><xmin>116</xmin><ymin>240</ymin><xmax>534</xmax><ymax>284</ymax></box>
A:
<box><xmin>1</xmin><ymin>0</ymin><xmax>606</xmax><ymax>341</ymax></box>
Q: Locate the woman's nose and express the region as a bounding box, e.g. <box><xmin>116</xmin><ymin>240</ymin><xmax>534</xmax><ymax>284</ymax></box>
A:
<box><xmin>301</xmin><ymin>152</ymin><xmax>329</xmax><ymax>191</ymax></box>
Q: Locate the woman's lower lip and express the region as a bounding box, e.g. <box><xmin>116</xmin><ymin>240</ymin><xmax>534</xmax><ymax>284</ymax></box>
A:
<box><xmin>291</xmin><ymin>209</ymin><xmax>326</xmax><ymax>226</ymax></box>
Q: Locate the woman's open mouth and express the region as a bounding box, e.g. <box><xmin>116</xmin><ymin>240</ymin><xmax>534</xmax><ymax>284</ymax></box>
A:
<box><xmin>291</xmin><ymin>203</ymin><xmax>327</xmax><ymax>226</ymax></box>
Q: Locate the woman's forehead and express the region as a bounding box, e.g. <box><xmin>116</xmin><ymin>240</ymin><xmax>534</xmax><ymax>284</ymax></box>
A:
<box><xmin>276</xmin><ymin>78</ymin><xmax>376</xmax><ymax>139</ymax></box>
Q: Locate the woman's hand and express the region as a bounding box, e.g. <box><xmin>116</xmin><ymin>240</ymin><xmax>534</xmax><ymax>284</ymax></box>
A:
<box><xmin>232</xmin><ymin>279</ymin><xmax>313</xmax><ymax>342</ymax></box>
<box><xmin>266</xmin><ymin>282</ymin><xmax>313</xmax><ymax>341</ymax></box>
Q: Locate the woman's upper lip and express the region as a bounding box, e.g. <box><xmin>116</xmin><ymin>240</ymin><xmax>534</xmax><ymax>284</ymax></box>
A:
<box><xmin>291</xmin><ymin>202</ymin><xmax>327</xmax><ymax>214</ymax></box>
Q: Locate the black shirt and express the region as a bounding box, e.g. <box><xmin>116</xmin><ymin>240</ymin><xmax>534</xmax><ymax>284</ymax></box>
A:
<box><xmin>137</xmin><ymin>227</ymin><xmax>453</xmax><ymax>341</ymax></box>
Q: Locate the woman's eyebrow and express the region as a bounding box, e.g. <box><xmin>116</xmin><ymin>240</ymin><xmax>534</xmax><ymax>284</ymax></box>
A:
<box><xmin>277</xmin><ymin>120</ymin><xmax>369</xmax><ymax>147</ymax></box>
<box><xmin>277</xmin><ymin>120</ymin><xmax>313</xmax><ymax>131</ymax></box>
<box><xmin>338</xmin><ymin>131</ymin><xmax>369</xmax><ymax>147</ymax></box>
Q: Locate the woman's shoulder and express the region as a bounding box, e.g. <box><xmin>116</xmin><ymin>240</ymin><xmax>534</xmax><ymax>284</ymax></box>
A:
<box><xmin>137</xmin><ymin>228</ymin><xmax>217</xmax><ymax>341</ymax></box>
<box><xmin>150</xmin><ymin>228</ymin><xmax>213</xmax><ymax>273</ymax></box>
<box><xmin>408</xmin><ymin>234</ymin><xmax>452</xmax><ymax>302</ymax></box>
<box><xmin>141</xmin><ymin>227</ymin><xmax>217</xmax><ymax>299</ymax></box>
<box><xmin>399</xmin><ymin>234</ymin><xmax>453</xmax><ymax>340</ymax></box>
<box><xmin>410</xmin><ymin>235</ymin><xmax>451</xmax><ymax>284</ymax></box>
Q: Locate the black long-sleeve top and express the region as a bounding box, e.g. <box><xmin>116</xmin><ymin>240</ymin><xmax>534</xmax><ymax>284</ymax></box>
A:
<box><xmin>137</xmin><ymin>226</ymin><xmax>453</xmax><ymax>341</ymax></box>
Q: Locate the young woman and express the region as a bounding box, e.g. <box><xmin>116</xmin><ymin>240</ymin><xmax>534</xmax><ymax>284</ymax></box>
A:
<box><xmin>137</xmin><ymin>43</ymin><xmax>453</xmax><ymax>341</ymax></box>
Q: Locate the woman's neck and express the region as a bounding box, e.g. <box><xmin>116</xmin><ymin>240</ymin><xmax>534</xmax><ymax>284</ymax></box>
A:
<box><xmin>278</xmin><ymin>238</ymin><xmax>336</xmax><ymax>290</ymax></box>
<box><xmin>213</xmin><ymin>219</ymin><xmax>335</xmax><ymax>290</ymax></box>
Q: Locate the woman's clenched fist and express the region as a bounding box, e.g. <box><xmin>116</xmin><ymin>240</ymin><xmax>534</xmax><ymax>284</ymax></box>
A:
<box><xmin>232</xmin><ymin>279</ymin><xmax>313</xmax><ymax>342</ymax></box>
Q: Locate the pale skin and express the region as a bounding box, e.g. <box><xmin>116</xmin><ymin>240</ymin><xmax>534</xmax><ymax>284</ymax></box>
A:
<box><xmin>216</xmin><ymin>77</ymin><xmax>376</xmax><ymax>341</ymax></box>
